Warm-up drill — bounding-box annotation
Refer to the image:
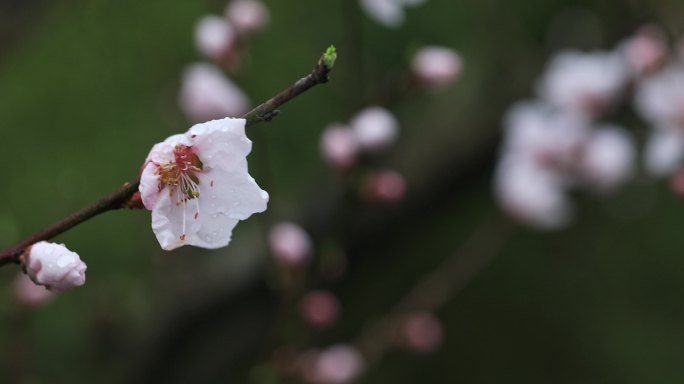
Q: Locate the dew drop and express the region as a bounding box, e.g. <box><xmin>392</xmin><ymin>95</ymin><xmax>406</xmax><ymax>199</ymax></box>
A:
<box><xmin>204</xmin><ymin>235</ymin><xmax>213</xmax><ymax>242</ymax></box>
<box><xmin>44</xmin><ymin>247</ymin><xmax>54</xmax><ymax>255</ymax></box>
<box><xmin>259</xmin><ymin>190</ymin><xmax>269</xmax><ymax>200</ymax></box>
<box><xmin>232</xmin><ymin>201</ymin><xmax>240</xmax><ymax>207</ymax></box>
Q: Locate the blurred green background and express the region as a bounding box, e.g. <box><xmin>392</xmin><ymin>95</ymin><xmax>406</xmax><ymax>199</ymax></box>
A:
<box><xmin>2</xmin><ymin>0</ymin><xmax>684</xmax><ymax>383</ymax></box>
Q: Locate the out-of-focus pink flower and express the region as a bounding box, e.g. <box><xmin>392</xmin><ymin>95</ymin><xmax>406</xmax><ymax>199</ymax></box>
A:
<box><xmin>304</xmin><ymin>345</ymin><xmax>365</xmax><ymax>384</ymax></box>
<box><xmin>495</xmin><ymin>154</ymin><xmax>572</xmax><ymax>229</ymax></box>
<box><xmin>501</xmin><ymin>101</ymin><xmax>589</xmax><ymax>168</ymax></box>
<box><xmin>495</xmin><ymin>102</ymin><xmax>583</xmax><ymax>229</ymax></box>
<box><xmin>179</xmin><ymin>63</ymin><xmax>250</xmax><ymax>122</ymax></box>
<box><xmin>643</xmin><ymin>126</ymin><xmax>684</xmax><ymax>176</ymax></box>
<box><xmin>320</xmin><ymin>123</ymin><xmax>360</xmax><ymax>169</ymax></box>
<box><xmin>25</xmin><ymin>242</ymin><xmax>86</xmax><ymax>292</ymax></box>
<box><xmin>268</xmin><ymin>222</ymin><xmax>313</xmax><ymax>267</ymax></box>
<box><xmin>537</xmin><ymin>50</ymin><xmax>629</xmax><ymax>118</ymax></box>
<box><xmin>577</xmin><ymin>125</ymin><xmax>635</xmax><ymax>191</ymax></box>
<box><xmin>225</xmin><ymin>0</ymin><xmax>269</xmax><ymax>36</ymax></box>
<box><xmin>412</xmin><ymin>46</ymin><xmax>463</xmax><ymax>89</ymax></box>
<box><xmin>359</xmin><ymin>0</ymin><xmax>404</xmax><ymax>28</ymax></box>
<box><xmin>350</xmin><ymin>107</ymin><xmax>399</xmax><ymax>152</ymax></box>
<box><xmin>362</xmin><ymin>170</ymin><xmax>407</xmax><ymax>203</ymax></box>
<box><xmin>299</xmin><ymin>290</ymin><xmax>340</xmax><ymax>329</ymax></box>
<box><xmin>195</xmin><ymin>15</ymin><xmax>236</xmax><ymax>61</ymax></box>
<box><xmin>619</xmin><ymin>25</ymin><xmax>667</xmax><ymax>76</ymax></box>
<box><xmin>140</xmin><ymin>118</ymin><xmax>268</xmax><ymax>250</ymax></box>
<box><xmin>635</xmin><ymin>64</ymin><xmax>684</xmax><ymax>128</ymax></box>
<box><xmin>358</xmin><ymin>0</ymin><xmax>427</xmax><ymax>28</ymax></box>
<box><xmin>397</xmin><ymin>312</ymin><xmax>444</xmax><ymax>353</ymax></box>
<box><xmin>13</xmin><ymin>273</ymin><xmax>55</xmax><ymax>307</ymax></box>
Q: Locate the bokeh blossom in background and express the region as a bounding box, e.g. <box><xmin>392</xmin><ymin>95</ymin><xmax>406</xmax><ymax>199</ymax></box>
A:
<box><xmin>6</xmin><ymin>0</ymin><xmax>684</xmax><ymax>383</ymax></box>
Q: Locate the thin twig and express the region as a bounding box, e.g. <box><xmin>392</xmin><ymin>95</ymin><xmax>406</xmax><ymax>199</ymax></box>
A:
<box><xmin>0</xmin><ymin>47</ymin><xmax>337</xmax><ymax>266</ymax></box>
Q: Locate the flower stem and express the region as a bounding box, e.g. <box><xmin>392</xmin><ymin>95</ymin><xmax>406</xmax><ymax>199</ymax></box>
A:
<box><xmin>0</xmin><ymin>47</ymin><xmax>336</xmax><ymax>266</ymax></box>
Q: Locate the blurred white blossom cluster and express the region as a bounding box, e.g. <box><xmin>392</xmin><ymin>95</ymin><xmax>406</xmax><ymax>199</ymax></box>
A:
<box><xmin>495</xmin><ymin>25</ymin><xmax>684</xmax><ymax>229</ymax></box>
<box><xmin>180</xmin><ymin>0</ymin><xmax>269</xmax><ymax>122</ymax></box>
<box><xmin>359</xmin><ymin>0</ymin><xmax>427</xmax><ymax>28</ymax></box>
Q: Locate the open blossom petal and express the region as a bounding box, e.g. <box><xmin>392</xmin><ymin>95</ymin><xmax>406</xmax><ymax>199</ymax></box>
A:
<box><xmin>644</xmin><ymin>126</ymin><xmax>684</xmax><ymax>176</ymax></box>
<box><xmin>25</xmin><ymin>242</ymin><xmax>86</xmax><ymax>292</ymax></box>
<box><xmin>634</xmin><ymin>63</ymin><xmax>684</xmax><ymax>127</ymax></box>
<box><xmin>578</xmin><ymin>125</ymin><xmax>635</xmax><ymax>191</ymax></box>
<box><xmin>537</xmin><ymin>51</ymin><xmax>629</xmax><ymax>117</ymax></box>
<box><xmin>140</xmin><ymin>118</ymin><xmax>268</xmax><ymax>250</ymax></box>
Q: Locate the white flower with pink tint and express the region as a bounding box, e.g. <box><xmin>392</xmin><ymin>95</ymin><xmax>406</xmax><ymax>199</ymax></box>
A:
<box><xmin>635</xmin><ymin>63</ymin><xmax>684</xmax><ymax>128</ymax></box>
<box><xmin>619</xmin><ymin>25</ymin><xmax>667</xmax><ymax>76</ymax></box>
<box><xmin>359</xmin><ymin>0</ymin><xmax>427</xmax><ymax>28</ymax></box>
<box><xmin>644</xmin><ymin>126</ymin><xmax>684</xmax><ymax>176</ymax></box>
<box><xmin>577</xmin><ymin>125</ymin><xmax>635</xmax><ymax>191</ymax></box>
<box><xmin>537</xmin><ymin>51</ymin><xmax>629</xmax><ymax>118</ymax></box>
<box><xmin>13</xmin><ymin>273</ymin><xmax>55</xmax><ymax>307</ymax></box>
<box><xmin>140</xmin><ymin>118</ymin><xmax>268</xmax><ymax>250</ymax></box>
<box><xmin>179</xmin><ymin>63</ymin><xmax>250</xmax><ymax>122</ymax></box>
<box><xmin>225</xmin><ymin>0</ymin><xmax>269</xmax><ymax>36</ymax></box>
<box><xmin>195</xmin><ymin>15</ymin><xmax>236</xmax><ymax>61</ymax></box>
<box><xmin>24</xmin><ymin>242</ymin><xmax>86</xmax><ymax>292</ymax></box>
<box><xmin>502</xmin><ymin>101</ymin><xmax>589</xmax><ymax>168</ymax></box>
<box><xmin>320</xmin><ymin>123</ymin><xmax>360</xmax><ymax>169</ymax></box>
<box><xmin>268</xmin><ymin>222</ymin><xmax>313</xmax><ymax>267</ymax></box>
<box><xmin>495</xmin><ymin>154</ymin><xmax>572</xmax><ymax>229</ymax></box>
<box><xmin>411</xmin><ymin>46</ymin><xmax>463</xmax><ymax>89</ymax></box>
<box><xmin>350</xmin><ymin>106</ymin><xmax>399</xmax><ymax>151</ymax></box>
<box><xmin>309</xmin><ymin>345</ymin><xmax>365</xmax><ymax>384</ymax></box>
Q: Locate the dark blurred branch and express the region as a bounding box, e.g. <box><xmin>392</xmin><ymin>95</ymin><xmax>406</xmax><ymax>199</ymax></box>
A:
<box><xmin>0</xmin><ymin>47</ymin><xmax>337</xmax><ymax>267</ymax></box>
<box><xmin>354</xmin><ymin>213</ymin><xmax>517</xmax><ymax>363</ymax></box>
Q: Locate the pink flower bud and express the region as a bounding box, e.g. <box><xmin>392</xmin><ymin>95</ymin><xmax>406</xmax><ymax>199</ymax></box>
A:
<box><xmin>268</xmin><ymin>222</ymin><xmax>313</xmax><ymax>267</ymax></box>
<box><xmin>397</xmin><ymin>312</ymin><xmax>444</xmax><ymax>353</ymax></box>
<box><xmin>194</xmin><ymin>15</ymin><xmax>236</xmax><ymax>61</ymax></box>
<box><xmin>362</xmin><ymin>170</ymin><xmax>406</xmax><ymax>203</ymax></box>
<box><xmin>306</xmin><ymin>345</ymin><xmax>365</xmax><ymax>384</ymax></box>
<box><xmin>350</xmin><ymin>107</ymin><xmax>399</xmax><ymax>152</ymax></box>
<box><xmin>25</xmin><ymin>242</ymin><xmax>86</xmax><ymax>292</ymax></box>
<box><xmin>13</xmin><ymin>273</ymin><xmax>55</xmax><ymax>307</ymax></box>
<box><xmin>320</xmin><ymin>123</ymin><xmax>360</xmax><ymax>169</ymax></box>
<box><xmin>412</xmin><ymin>46</ymin><xmax>463</xmax><ymax>89</ymax></box>
<box><xmin>621</xmin><ymin>26</ymin><xmax>667</xmax><ymax>76</ymax></box>
<box><xmin>179</xmin><ymin>63</ymin><xmax>250</xmax><ymax>122</ymax></box>
<box><xmin>299</xmin><ymin>290</ymin><xmax>340</xmax><ymax>329</ymax></box>
<box><xmin>225</xmin><ymin>0</ymin><xmax>269</xmax><ymax>36</ymax></box>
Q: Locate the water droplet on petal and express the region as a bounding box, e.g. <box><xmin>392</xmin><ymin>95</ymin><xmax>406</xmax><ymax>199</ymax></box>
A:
<box><xmin>204</xmin><ymin>235</ymin><xmax>213</xmax><ymax>242</ymax></box>
<box><xmin>44</xmin><ymin>247</ymin><xmax>53</xmax><ymax>255</ymax></box>
<box><xmin>232</xmin><ymin>202</ymin><xmax>240</xmax><ymax>207</ymax></box>
<box><xmin>259</xmin><ymin>190</ymin><xmax>269</xmax><ymax>200</ymax></box>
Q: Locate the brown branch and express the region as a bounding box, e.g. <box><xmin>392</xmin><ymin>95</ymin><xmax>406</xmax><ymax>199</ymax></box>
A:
<box><xmin>0</xmin><ymin>47</ymin><xmax>337</xmax><ymax>267</ymax></box>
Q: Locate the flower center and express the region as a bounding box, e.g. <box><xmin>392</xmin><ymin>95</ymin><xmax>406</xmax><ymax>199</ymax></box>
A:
<box><xmin>156</xmin><ymin>144</ymin><xmax>204</xmax><ymax>242</ymax></box>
